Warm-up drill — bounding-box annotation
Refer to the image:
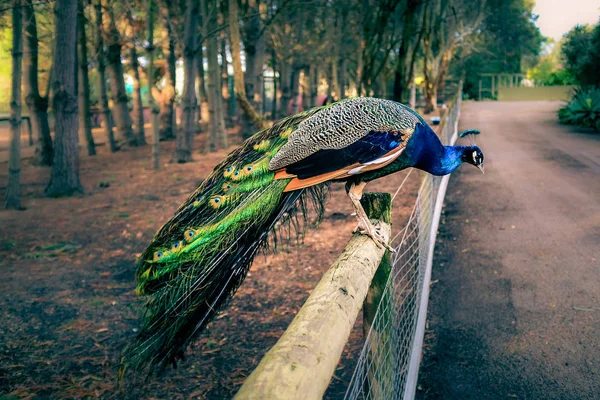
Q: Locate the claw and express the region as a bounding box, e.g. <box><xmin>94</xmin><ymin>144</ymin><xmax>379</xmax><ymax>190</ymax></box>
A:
<box><xmin>357</xmin><ymin>225</ymin><xmax>396</xmax><ymax>253</ymax></box>
<box><xmin>346</xmin><ymin>181</ymin><xmax>395</xmax><ymax>253</ymax></box>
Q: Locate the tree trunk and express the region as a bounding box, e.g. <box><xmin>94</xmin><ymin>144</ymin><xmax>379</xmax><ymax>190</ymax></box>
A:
<box><xmin>253</xmin><ymin>12</ymin><xmax>266</xmax><ymax>118</ymax></box>
<box><xmin>392</xmin><ymin>0</ymin><xmax>424</xmax><ymax>103</ymax></box>
<box><xmin>424</xmin><ymin>81</ymin><xmax>437</xmax><ymax>114</ymax></box>
<box><xmin>326</xmin><ymin>60</ymin><xmax>334</xmax><ymax>102</ymax></box>
<box><xmin>104</xmin><ymin>7</ymin><xmax>137</xmax><ymax>146</ymax></box>
<box><xmin>310</xmin><ymin>66</ymin><xmax>318</xmax><ymax>107</ymax></box>
<box><xmin>228</xmin><ymin>0</ymin><xmax>267</xmax><ymax>132</ymax></box>
<box><xmin>174</xmin><ymin>0</ymin><xmax>199</xmax><ymax>163</ymax></box>
<box><xmin>220</xmin><ymin>35</ymin><xmax>233</xmax><ymax>128</ymax></box>
<box><xmin>77</xmin><ymin>0</ymin><xmax>96</xmax><ymax>156</ymax></box>
<box><xmin>356</xmin><ymin>40</ymin><xmax>364</xmax><ymax>96</ymax></box>
<box><xmin>301</xmin><ymin>68</ymin><xmax>310</xmax><ymax>110</ymax></box>
<box><xmin>271</xmin><ymin>49</ymin><xmax>278</xmax><ymax>119</ymax></box>
<box><xmin>22</xmin><ymin>0</ymin><xmax>53</xmax><ymax>166</ymax></box>
<box><xmin>290</xmin><ymin>67</ymin><xmax>300</xmax><ymax>114</ymax></box>
<box><xmin>147</xmin><ymin>0</ymin><xmax>160</xmax><ymax>169</ymax></box>
<box><xmin>239</xmin><ymin>0</ymin><xmax>264</xmax><ymax>138</ymax></box>
<box><xmin>392</xmin><ymin>69</ymin><xmax>406</xmax><ymax>103</ymax></box>
<box><xmin>159</xmin><ymin>4</ymin><xmax>177</xmax><ymax>140</ymax></box>
<box><xmin>279</xmin><ymin>60</ymin><xmax>291</xmax><ymax>118</ymax></box>
<box><xmin>202</xmin><ymin>0</ymin><xmax>227</xmax><ymax>152</ymax></box>
<box><xmin>338</xmin><ymin>58</ymin><xmax>346</xmax><ymax>99</ymax></box>
<box><xmin>93</xmin><ymin>0</ymin><xmax>118</xmax><ymax>152</ymax></box>
<box><xmin>196</xmin><ymin>42</ymin><xmax>209</xmax><ymax>126</ymax></box>
<box><xmin>6</xmin><ymin>0</ymin><xmax>23</xmax><ymax>209</ymax></box>
<box><xmin>45</xmin><ymin>0</ymin><xmax>83</xmax><ymax>197</ymax></box>
<box><xmin>131</xmin><ymin>44</ymin><xmax>147</xmax><ymax>145</ymax></box>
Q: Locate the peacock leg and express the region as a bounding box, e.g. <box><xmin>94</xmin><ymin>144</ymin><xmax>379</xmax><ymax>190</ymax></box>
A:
<box><xmin>346</xmin><ymin>181</ymin><xmax>395</xmax><ymax>252</ymax></box>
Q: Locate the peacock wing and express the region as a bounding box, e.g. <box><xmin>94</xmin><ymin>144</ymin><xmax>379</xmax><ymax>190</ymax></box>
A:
<box><xmin>269</xmin><ymin>98</ymin><xmax>422</xmax><ymax>191</ymax></box>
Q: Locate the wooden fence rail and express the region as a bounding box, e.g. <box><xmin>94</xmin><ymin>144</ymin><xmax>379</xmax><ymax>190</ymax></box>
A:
<box><xmin>234</xmin><ymin>193</ymin><xmax>392</xmax><ymax>400</ymax></box>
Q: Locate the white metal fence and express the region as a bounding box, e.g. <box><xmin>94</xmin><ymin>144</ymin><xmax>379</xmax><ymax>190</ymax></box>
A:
<box><xmin>344</xmin><ymin>88</ymin><xmax>462</xmax><ymax>400</ymax></box>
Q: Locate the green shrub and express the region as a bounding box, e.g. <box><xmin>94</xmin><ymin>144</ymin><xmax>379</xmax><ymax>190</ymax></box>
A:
<box><xmin>558</xmin><ymin>87</ymin><xmax>600</xmax><ymax>132</ymax></box>
<box><xmin>561</xmin><ymin>24</ymin><xmax>600</xmax><ymax>88</ymax></box>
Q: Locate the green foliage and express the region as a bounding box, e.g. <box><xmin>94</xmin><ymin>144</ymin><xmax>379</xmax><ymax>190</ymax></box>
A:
<box><xmin>538</xmin><ymin>70</ymin><xmax>573</xmax><ymax>86</ymax></box>
<box><xmin>528</xmin><ymin>40</ymin><xmax>574</xmax><ymax>86</ymax></box>
<box><xmin>458</xmin><ymin>0</ymin><xmax>545</xmax><ymax>99</ymax></box>
<box><xmin>558</xmin><ymin>87</ymin><xmax>600</xmax><ymax>132</ymax></box>
<box><xmin>561</xmin><ymin>24</ymin><xmax>600</xmax><ymax>87</ymax></box>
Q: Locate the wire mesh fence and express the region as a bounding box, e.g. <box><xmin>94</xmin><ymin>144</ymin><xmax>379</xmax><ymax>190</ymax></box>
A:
<box><xmin>344</xmin><ymin>87</ymin><xmax>462</xmax><ymax>400</ymax></box>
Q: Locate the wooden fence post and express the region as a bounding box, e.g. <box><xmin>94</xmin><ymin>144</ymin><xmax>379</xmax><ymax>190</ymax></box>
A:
<box><xmin>362</xmin><ymin>193</ymin><xmax>394</xmax><ymax>398</ymax></box>
<box><xmin>362</xmin><ymin>192</ymin><xmax>392</xmax><ymax>334</ymax></box>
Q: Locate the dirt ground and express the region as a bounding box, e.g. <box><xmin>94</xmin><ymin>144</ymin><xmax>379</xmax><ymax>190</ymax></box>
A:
<box><xmin>417</xmin><ymin>102</ymin><xmax>600</xmax><ymax>399</ymax></box>
<box><xmin>0</xmin><ymin>127</ymin><xmax>420</xmax><ymax>399</ymax></box>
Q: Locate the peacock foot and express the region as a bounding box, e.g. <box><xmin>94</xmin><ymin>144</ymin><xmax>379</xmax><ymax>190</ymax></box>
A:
<box><xmin>354</xmin><ymin>219</ymin><xmax>396</xmax><ymax>253</ymax></box>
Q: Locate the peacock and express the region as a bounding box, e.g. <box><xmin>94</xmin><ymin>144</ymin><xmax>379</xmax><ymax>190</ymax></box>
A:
<box><xmin>125</xmin><ymin>97</ymin><xmax>484</xmax><ymax>373</ymax></box>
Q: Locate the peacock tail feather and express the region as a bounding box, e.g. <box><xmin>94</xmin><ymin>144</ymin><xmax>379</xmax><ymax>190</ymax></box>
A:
<box><xmin>124</xmin><ymin>105</ymin><xmax>331</xmax><ymax>373</ymax></box>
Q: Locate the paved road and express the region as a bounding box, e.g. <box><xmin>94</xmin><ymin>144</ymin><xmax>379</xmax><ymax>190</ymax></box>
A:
<box><xmin>417</xmin><ymin>101</ymin><xmax>600</xmax><ymax>400</ymax></box>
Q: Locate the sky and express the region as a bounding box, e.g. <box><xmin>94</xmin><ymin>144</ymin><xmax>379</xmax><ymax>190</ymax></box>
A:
<box><xmin>533</xmin><ymin>0</ymin><xmax>600</xmax><ymax>41</ymax></box>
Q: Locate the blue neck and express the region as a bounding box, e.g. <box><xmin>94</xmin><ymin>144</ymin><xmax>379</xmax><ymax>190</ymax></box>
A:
<box><xmin>407</xmin><ymin>124</ymin><xmax>468</xmax><ymax>176</ymax></box>
<box><xmin>425</xmin><ymin>145</ymin><xmax>467</xmax><ymax>176</ymax></box>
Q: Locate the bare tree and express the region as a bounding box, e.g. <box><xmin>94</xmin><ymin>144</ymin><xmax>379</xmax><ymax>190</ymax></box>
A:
<box><xmin>202</xmin><ymin>0</ymin><xmax>227</xmax><ymax>151</ymax></box>
<box><xmin>270</xmin><ymin>48</ymin><xmax>278</xmax><ymax>118</ymax></box>
<box><xmin>309</xmin><ymin>66</ymin><xmax>318</xmax><ymax>107</ymax></box>
<box><xmin>147</xmin><ymin>0</ymin><xmax>160</xmax><ymax>169</ymax></box>
<box><xmin>6</xmin><ymin>0</ymin><xmax>23</xmax><ymax>209</ymax></box>
<box><xmin>45</xmin><ymin>0</ymin><xmax>83</xmax><ymax>197</ymax></box>
<box><xmin>158</xmin><ymin>2</ymin><xmax>177</xmax><ymax>141</ymax></box>
<box><xmin>279</xmin><ymin>60</ymin><xmax>291</xmax><ymax>117</ymax></box>
<box><xmin>78</xmin><ymin>0</ymin><xmax>96</xmax><ymax>156</ymax></box>
<box><xmin>356</xmin><ymin>0</ymin><xmax>403</xmax><ymax>96</ymax></box>
<box><xmin>104</xmin><ymin>4</ymin><xmax>137</xmax><ymax>146</ymax></box>
<box><xmin>125</xmin><ymin>0</ymin><xmax>147</xmax><ymax>146</ymax></box>
<box><xmin>290</xmin><ymin>66</ymin><xmax>300</xmax><ymax>113</ymax></box>
<box><xmin>220</xmin><ymin>35</ymin><xmax>233</xmax><ymax>128</ymax></box>
<box><xmin>422</xmin><ymin>0</ymin><xmax>485</xmax><ymax>112</ymax></box>
<box><xmin>269</xmin><ymin>3</ymin><xmax>305</xmax><ymax>117</ymax></box>
<box><xmin>130</xmin><ymin>43</ymin><xmax>146</xmax><ymax>145</ymax></box>
<box><xmin>240</xmin><ymin>0</ymin><xmax>266</xmax><ymax>137</ymax></box>
<box><xmin>392</xmin><ymin>0</ymin><xmax>426</xmax><ymax>102</ymax></box>
<box><xmin>22</xmin><ymin>0</ymin><xmax>53</xmax><ymax>166</ymax></box>
<box><xmin>93</xmin><ymin>0</ymin><xmax>118</xmax><ymax>152</ymax></box>
<box><xmin>228</xmin><ymin>0</ymin><xmax>267</xmax><ymax>131</ymax></box>
<box><xmin>196</xmin><ymin>41</ymin><xmax>209</xmax><ymax>126</ymax></box>
<box><xmin>174</xmin><ymin>0</ymin><xmax>199</xmax><ymax>162</ymax></box>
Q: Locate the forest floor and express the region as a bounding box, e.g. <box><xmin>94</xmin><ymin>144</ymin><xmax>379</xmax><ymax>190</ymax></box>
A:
<box><xmin>0</xmin><ymin>127</ymin><xmax>421</xmax><ymax>399</ymax></box>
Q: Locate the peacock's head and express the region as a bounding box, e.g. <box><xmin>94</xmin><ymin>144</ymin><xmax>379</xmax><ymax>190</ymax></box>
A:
<box><xmin>462</xmin><ymin>146</ymin><xmax>485</xmax><ymax>173</ymax></box>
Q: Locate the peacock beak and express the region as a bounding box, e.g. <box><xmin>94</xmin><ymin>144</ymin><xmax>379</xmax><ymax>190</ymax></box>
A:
<box><xmin>477</xmin><ymin>164</ymin><xmax>485</xmax><ymax>174</ymax></box>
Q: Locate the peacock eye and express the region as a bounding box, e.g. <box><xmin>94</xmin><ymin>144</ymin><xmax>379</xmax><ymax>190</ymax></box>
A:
<box><xmin>226</xmin><ymin>167</ymin><xmax>232</xmax><ymax>172</ymax></box>
<box><xmin>156</xmin><ymin>251</ymin><xmax>163</xmax><ymax>259</ymax></box>
<box><xmin>188</xmin><ymin>231</ymin><xmax>195</xmax><ymax>237</ymax></box>
<box><xmin>234</xmin><ymin>171</ymin><xmax>240</xmax><ymax>176</ymax></box>
<box><xmin>173</xmin><ymin>242</ymin><xmax>179</xmax><ymax>249</ymax></box>
<box><xmin>214</xmin><ymin>197</ymin><xmax>221</xmax><ymax>203</ymax></box>
<box><xmin>246</xmin><ymin>166</ymin><xmax>253</xmax><ymax>172</ymax></box>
